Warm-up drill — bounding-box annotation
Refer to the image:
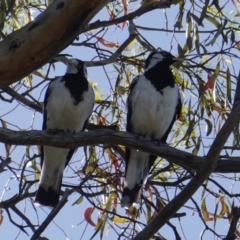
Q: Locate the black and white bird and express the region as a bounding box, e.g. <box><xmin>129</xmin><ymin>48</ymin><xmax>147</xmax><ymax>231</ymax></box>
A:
<box><xmin>35</xmin><ymin>58</ymin><xmax>95</xmax><ymax>207</ymax></box>
<box><xmin>121</xmin><ymin>50</ymin><xmax>182</xmax><ymax>208</ymax></box>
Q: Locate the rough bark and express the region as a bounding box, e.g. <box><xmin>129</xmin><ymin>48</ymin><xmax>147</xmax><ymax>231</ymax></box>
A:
<box><xmin>0</xmin><ymin>127</ymin><xmax>240</xmax><ymax>173</ymax></box>
<box><xmin>0</xmin><ymin>0</ymin><xmax>110</xmax><ymax>88</ymax></box>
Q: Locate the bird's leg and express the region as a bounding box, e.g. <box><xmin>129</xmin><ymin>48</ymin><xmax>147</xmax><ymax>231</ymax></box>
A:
<box><xmin>135</xmin><ymin>133</ymin><xmax>146</xmax><ymax>140</ymax></box>
<box><xmin>150</xmin><ymin>134</ymin><xmax>166</xmax><ymax>146</ymax></box>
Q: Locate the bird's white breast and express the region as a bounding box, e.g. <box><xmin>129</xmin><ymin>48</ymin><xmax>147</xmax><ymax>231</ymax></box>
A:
<box><xmin>45</xmin><ymin>77</ymin><xmax>95</xmax><ymax>131</ymax></box>
<box><xmin>130</xmin><ymin>75</ymin><xmax>179</xmax><ymax>139</ymax></box>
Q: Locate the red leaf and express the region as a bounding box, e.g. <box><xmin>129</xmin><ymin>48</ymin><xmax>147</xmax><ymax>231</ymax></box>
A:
<box><xmin>96</xmin><ymin>37</ymin><xmax>119</xmax><ymax>48</ymax></box>
<box><xmin>111</xmin><ymin>155</ymin><xmax>119</xmax><ymax>171</ymax></box>
<box><xmin>231</xmin><ymin>0</ymin><xmax>236</xmax><ymax>7</ymax></box>
<box><xmin>202</xmin><ymin>74</ymin><xmax>215</xmax><ymax>92</ymax></box>
<box><xmin>235</xmin><ymin>41</ymin><xmax>240</xmax><ymax>51</ymax></box>
<box><xmin>109</xmin><ymin>10</ymin><xmax>116</xmax><ymax>20</ymax></box>
<box><xmin>112</xmin><ymin>155</ymin><xmax>121</xmax><ymax>187</ymax></box>
<box><xmin>145</xmin><ymin>185</ymin><xmax>153</xmax><ymax>201</ymax></box>
<box><xmin>84</xmin><ymin>207</ymin><xmax>96</xmax><ymax>227</ymax></box>
<box><xmin>122</xmin><ymin>0</ymin><xmax>128</xmax><ymax>29</ymax></box>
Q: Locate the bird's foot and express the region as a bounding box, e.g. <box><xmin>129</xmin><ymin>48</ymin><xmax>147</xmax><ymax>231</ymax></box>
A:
<box><xmin>65</xmin><ymin>129</ymin><xmax>73</xmax><ymax>133</ymax></box>
<box><xmin>151</xmin><ymin>136</ymin><xmax>166</xmax><ymax>146</ymax></box>
<box><xmin>135</xmin><ymin>133</ymin><xmax>145</xmax><ymax>139</ymax></box>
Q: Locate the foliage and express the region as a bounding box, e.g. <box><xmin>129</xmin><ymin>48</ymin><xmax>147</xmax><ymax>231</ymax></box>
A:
<box><xmin>1</xmin><ymin>0</ymin><xmax>240</xmax><ymax>239</ymax></box>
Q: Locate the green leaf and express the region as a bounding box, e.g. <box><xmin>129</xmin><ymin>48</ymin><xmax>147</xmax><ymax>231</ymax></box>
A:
<box><xmin>193</xmin><ymin>24</ymin><xmax>200</xmax><ymax>55</ymax></box>
<box><xmin>204</xmin><ymin>118</ymin><xmax>213</xmax><ymax>136</ymax></box>
<box><xmin>206</xmin><ymin>19</ymin><xmax>227</xmax><ymax>46</ymax></box>
<box><xmin>186</xmin><ymin>11</ymin><xmax>193</xmax><ymax>50</ymax></box>
<box><xmin>190</xmin><ymin>13</ymin><xmax>204</xmax><ymax>27</ymax></box>
<box><xmin>205</xmin><ymin>14</ymin><xmax>221</xmax><ymax>28</ymax></box>
<box><xmin>72</xmin><ymin>195</ymin><xmax>84</xmax><ymax>205</ymax></box>
<box><xmin>177</xmin><ymin>44</ymin><xmax>185</xmax><ymax>57</ymax></box>
<box><xmin>6</xmin><ymin>0</ymin><xmax>15</xmax><ymax>12</ymax></box>
<box><xmin>92</xmin><ymin>82</ymin><xmax>102</xmax><ymax>102</ymax></box>
<box><xmin>47</xmin><ymin>0</ymin><xmax>54</xmax><ymax>5</ymax></box>
<box><xmin>213</xmin><ymin>61</ymin><xmax>220</xmax><ymax>80</ymax></box>
<box><xmin>198</xmin><ymin>0</ymin><xmax>209</xmax><ymax>25</ymax></box>
<box><xmin>0</xmin><ymin>0</ymin><xmax>7</xmax><ymax>13</ymax></box>
<box><xmin>200</xmin><ymin>44</ymin><xmax>208</xmax><ymax>54</ymax></box>
<box><xmin>186</xmin><ymin>11</ymin><xmax>192</xmax><ymax>38</ymax></box>
<box><xmin>0</xmin><ymin>8</ymin><xmax>5</xmax><ymax>31</ymax></box>
<box><xmin>192</xmin><ymin>137</ymin><xmax>201</xmax><ymax>155</ymax></box>
<box><xmin>89</xmin><ymin>146</ymin><xmax>97</xmax><ymax>164</ymax></box>
<box><xmin>226</xmin><ymin>68</ymin><xmax>232</xmax><ymax>104</ymax></box>
<box><xmin>145</xmin><ymin>201</ymin><xmax>152</xmax><ymax>223</ymax></box>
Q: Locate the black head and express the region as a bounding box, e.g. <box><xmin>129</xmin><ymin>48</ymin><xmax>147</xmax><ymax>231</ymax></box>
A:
<box><xmin>145</xmin><ymin>51</ymin><xmax>177</xmax><ymax>71</ymax></box>
<box><xmin>66</xmin><ymin>58</ymin><xmax>87</xmax><ymax>77</ymax></box>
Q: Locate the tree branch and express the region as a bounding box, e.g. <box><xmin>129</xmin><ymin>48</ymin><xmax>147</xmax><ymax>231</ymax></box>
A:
<box><xmin>84</xmin><ymin>33</ymin><xmax>137</xmax><ymax>67</ymax></box>
<box><xmin>30</xmin><ymin>189</ymin><xmax>74</xmax><ymax>240</ymax></box>
<box><xmin>0</xmin><ymin>0</ymin><xmax>111</xmax><ymax>88</ymax></box>
<box><xmin>3</xmin><ymin>87</ymin><xmax>42</xmax><ymax>112</ymax></box>
<box><xmin>0</xmin><ymin>128</ymin><xmax>240</xmax><ymax>173</ymax></box>
<box><xmin>224</xmin><ymin>206</ymin><xmax>240</xmax><ymax>240</ymax></box>
<box><xmin>86</xmin><ymin>0</ymin><xmax>173</xmax><ymax>32</ymax></box>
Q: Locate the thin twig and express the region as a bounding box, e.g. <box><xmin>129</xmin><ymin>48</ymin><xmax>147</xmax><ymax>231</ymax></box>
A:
<box><xmin>11</xmin><ymin>206</ymin><xmax>36</xmax><ymax>233</ymax></box>
<box><xmin>1</xmin><ymin>128</ymin><xmax>240</xmax><ymax>173</ymax></box>
<box><xmin>30</xmin><ymin>189</ymin><xmax>74</xmax><ymax>240</ymax></box>
<box><xmin>84</xmin><ymin>34</ymin><xmax>137</xmax><ymax>67</ymax></box>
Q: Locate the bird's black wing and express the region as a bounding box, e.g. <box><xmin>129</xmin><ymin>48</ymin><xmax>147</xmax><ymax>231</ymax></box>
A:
<box><xmin>125</xmin><ymin>76</ymin><xmax>139</xmax><ymax>170</ymax></box>
<box><xmin>41</xmin><ymin>81</ymin><xmax>53</xmax><ymax>167</ymax></box>
<box><xmin>126</xmin><ymin>76</ymin><xmax>139</xmax><ymax>132</ymax></box>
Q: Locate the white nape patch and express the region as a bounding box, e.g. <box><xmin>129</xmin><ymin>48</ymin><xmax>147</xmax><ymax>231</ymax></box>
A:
<box><xmin>66</xmin><ymin>59</ymin><xmax>88</xmax><ymax>78</ymax></box>
<box><xmin>145</xmin><ymin>52</ymin><xmax>165</xmax><ymax>70</ymax></box>
<box><xmin>129</xmin><ymin>74</ymin><xmax>179</xmax><ymax>139</ymax></box>
<box><xmin>66</xmin><ymin>59</ymin><xmax>79</xmax><ymax>74</ymax></box>
<box><xmin>82</xmin><ymin>64</ymin><xmax>88</xmax><ymax>79</ymax></box>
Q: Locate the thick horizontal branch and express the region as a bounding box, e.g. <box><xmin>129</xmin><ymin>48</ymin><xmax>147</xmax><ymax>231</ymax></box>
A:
<box><xmin>0</xmin><ymin>127</ymin><xmax>239</xmax><ymax>173</ymax></box>
<box><xmin>86</xmin><ymin>0</ymin><xmax>173</xmax><ymax>32</ymax></box>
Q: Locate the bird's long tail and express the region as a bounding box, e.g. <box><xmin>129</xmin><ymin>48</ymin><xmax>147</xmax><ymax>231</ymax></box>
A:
<box><xmin>121</xmin><ymin>149</ymin><xmax>151</xmax><ymax>208</ymax></box>
<box><xmin>35</xmin><ymin>171</ymin><xmax>63</xmax><ymax>207</ymax></box>
<box><xmin>35</xmin><ymin>147</ymin><xmax>67</xmax><ymax>207</ymax></box>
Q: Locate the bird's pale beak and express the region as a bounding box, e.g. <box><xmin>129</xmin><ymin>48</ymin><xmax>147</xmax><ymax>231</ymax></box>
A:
<box><xmin>172</xmin><ymin>57</ymin><xmax>184</xmax><ymax>67</ymax></box>
<box><xmin>51</xmin><ymin>54</ymin><xmax>73</xmax><ymax>65</ymax></box>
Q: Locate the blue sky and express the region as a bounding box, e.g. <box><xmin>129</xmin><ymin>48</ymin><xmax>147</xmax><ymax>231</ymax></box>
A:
<box><xmin>1</xmin><ymin>1</ymin><xmax>240</xmax><ymax>239</ymax></box>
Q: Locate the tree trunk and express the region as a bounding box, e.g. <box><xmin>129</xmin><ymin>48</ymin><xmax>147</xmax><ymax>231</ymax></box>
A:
<box><xmin>0</xmin><ymin>0</ymin><xmax>110</xmax><ymax>88</ymax></box>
